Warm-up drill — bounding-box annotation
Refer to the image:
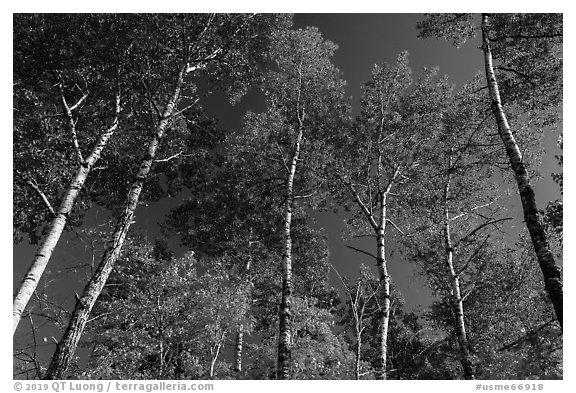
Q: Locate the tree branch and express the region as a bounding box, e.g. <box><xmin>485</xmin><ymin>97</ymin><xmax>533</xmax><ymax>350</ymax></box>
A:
<box><xmin>498</xmin><ymin>66</ymin><xmax>536</xmax><ymax>88</ymax></box>
<box><xmin>294</xmin><ymin>191</ymin><xmax>317</xmax><ymax>199</ymax></box>
<box><xmin>14</xmin><ymin>170</ymin><xmax>56</xmax><ymax>217</ymax></box>
<box><xmin>275</xmin><ymin>141</ymin><xmax>291</xmax><ymax>174</ymax></box>
<box><xmin>497</xmin><ymin>319</ymin><xmax>558</xmax><ymax>352</ymax></box>
<box><xmin>165</xmin><ymin>98</ymin><xmax>200</xmax><ymax>122</ymax></box>
<box><xmin>456</xmin><ymin>234</ymin><xmax>490</xmax><ymax>277</ymax></box>
<box><xmin>386</xmin><ymin>219</ymin><xmax>406</xmax><ymax>236</ymax></box>
<box><xmin>346</xmin><ymin>245</ymin><xmax>378</xmax><ymax>261</ymax></box>
<box><xmin>450</xmin><ymin>200</ymin><xmax>496</xmax><ymax>221</ymax></box>
<box><xmin>454</xmin><ymin>218</ymin><xmax>513</xmax><ymax>248</ymax></box>
<box><xmin>349</xmin><ymin>183</ymin><xmax>378</xmax><ymax>231</ymax></box>
<box><xmin>154</xmin><ymin>151</ymin><xmax>190</xmax><ymax>163</ymax></box>
<box><xmin>59</xmin><ymin>83</ymin><xmax>86</xmax><ymax>164</ymax></box>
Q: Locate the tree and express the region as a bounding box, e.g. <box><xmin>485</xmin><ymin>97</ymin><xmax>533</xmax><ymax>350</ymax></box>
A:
<box><xmin>79</xmin><ymin>241</ymin><xmax>252</xmax><ymax>380</ymax></box>
<box><xmin>330</xmin><ymin>55</ymin><xmax>453</xmax><ymax>379</ymax></box>
<box><xmin>237</xmin><ymin>26</ymin><xmax>348</xmax><ymax>379</ymax></box>
<box><xmin>332</xmin><ymin>263</ymin><xmax>380</xmax><ymax>379</ymax></box>
<box><xmin>13</xmin><ymin>14</ymin><xmax>127</xmax><ymax>334</ymax></box>
<box><xmin>417</xmin><ymin>12</ymin><xmax>563</xmax><ymax>328</ymax></box>
<box><xmin>43</xmin><ymin>14</ymin><xmax>289</xmax><ymax>379</ymax></box>
<box><xmin>404</xmin><ymin>75</ymin><xmax>515</xmax><ymax>379</ymax></box>
<box><xmin>457</xmin><ymin>234</ymin><xmax>562</xmax><ymax>379</ymax></box>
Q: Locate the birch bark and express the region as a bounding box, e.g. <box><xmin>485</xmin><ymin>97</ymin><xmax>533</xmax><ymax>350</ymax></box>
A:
<box><xmin>277</xmin><ymin>119</ymin><xmax>304</xmax><ymax>380</ymax></box>
<box><xmin>44</xmin><ymin>68</ymin><xmax>185</xmax><ymax>379</ymax></box>
<box><xmin>13</xmin><ymin>91</ymin><xmax>121</xmax><ymax>335</ymax></box>
<box><xmin>481</xmin><ymin>14</ymin><xmax>563</xmax><ymax>328</ymax></box>
<box><xmin>374</xmin><ymin>192</ymin><xmax>390</xmax><ymax>380</ymax></box>
<box><xmin>443</xmin><ymin>163</ymin><xmax>476</xmax><ymax>380</ymax></box>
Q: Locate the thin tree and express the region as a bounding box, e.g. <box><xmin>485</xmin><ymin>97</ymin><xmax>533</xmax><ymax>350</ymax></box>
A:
<box><xmin>417</xmin><ymin>12</ymin><xmax>563</xmax><ymax>328</ymax></box>
<box><xmin>331</xmin><ymin>56</ymin><xmax>450</xmax><ymax>379</ymax></box>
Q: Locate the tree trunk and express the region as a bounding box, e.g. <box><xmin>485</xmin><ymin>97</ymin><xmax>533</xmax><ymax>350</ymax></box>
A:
<box><xmin>43</xmin><ymin>69</ymin><xmax>185</xmax><ymax>380</ymax></box>
<box><xmin>13</xmin><ymin>93</ymin><xmax>121</xmax><ymax>335</ymax></box>
<box><xmin>355</xmin><ymin>326</ymin><xmax>362</xmax><ymax>380</ymax></box>
<box><xmin>209</xmin><ymin>337</ymin><xmax>224</xmax><ymax>380</ymax></box>
<box><xmin>374</xmin><ymin>193</ymin><xmax>390</xmax><ymax>381</ymax></box>
<box><xmin>234</xmin><ymin>330</ymin><xmax>243</xmax><ymax>373</ymax></box>
<box><xmin>277</xmin><ymin>123</ymin><xmax>304</xmax><ymax>380</ymax></box>
<box><xmin>443</xmin><ymin>169</ymin><xmax>475</xmax><ymax>380</ymax></box>
<box><xmin>481</xmin><ymin>14</ymin><xmax>563</xmax><ymax>328</ymax></box>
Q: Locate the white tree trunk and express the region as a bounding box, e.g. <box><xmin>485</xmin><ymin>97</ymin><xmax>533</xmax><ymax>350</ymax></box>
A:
<box><xmin>13</xmin><ymin>93</ymin><xmax>121</xmax><ymax>335</ymax></box>
<box><xmin>481</xmin><ymin>14</ymin><xmax>563</xmax><ymax>328</ymax></box>
<box><xmin>277</xmin><ymin>123</ymin><xmax>303</xmax><ymax>380</ymax></box>
<box><xmin>374</xmin><ymin>192</ymin><xmax>390</xmax><ymax>380</ymax></box>
<box><xmin>44</xmin><ymin>68</ymin><xmax>185</xmax><ymax>379</ymax></box>
<box><xmin>443</xmin><ymin>169</ymin><xmax>475</xmax><ymax>380</ymax></box>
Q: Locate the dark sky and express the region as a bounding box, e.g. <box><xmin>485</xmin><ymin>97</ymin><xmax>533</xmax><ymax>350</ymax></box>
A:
<box><xmin>13</xmin><ymin>14</ymin><xmax>562</xmax><ymax>348</ymax></box>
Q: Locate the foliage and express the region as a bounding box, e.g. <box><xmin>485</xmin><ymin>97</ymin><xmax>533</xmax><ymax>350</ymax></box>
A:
<box><xmin>79</xmin><ymin>239</ymin><xmax>253</xmax><ymax>379</ymax></box>
<box><xmin>14</xmin><ymin>14</ymin><xmax>563</xmax><ymax>381</ymax></box>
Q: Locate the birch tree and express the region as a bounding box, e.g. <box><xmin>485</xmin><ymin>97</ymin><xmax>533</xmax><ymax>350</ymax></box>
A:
<box><xmin>237</xmin><ymin>27</ymin><xmax>348</xmax><ymax>379</ymax></box>
<box><xmin>13</xmin><ymin>14</ymin><xmax>129</xmax><ymax>334</ymax></box>
<box><xmin>80</xmin><ymin>242</ymin><xmax>252</xmax><ymax>380</ymax></box>
<box><xmin>330</xmin><ymin>55</ymin><xmax>451</xmax><ymax>379</ymax></box>
<box><xmin>334</xmin><ymin>264</ymin><xmax>380</xmax><ymax>379</ymax></box>
<box><xmin>43</xmin><ymin>14</ymin><xmax>289</xmax><ymax>379</ymax></box>
<box><xmin>404</xmin><ymin>76</ymin><xmax>511</xmax><ymax>379</ymax></box>
<box><xmin>417</xmin><ymin>12</ymin><xmax>563</xmax><ymax>328</ymax></box>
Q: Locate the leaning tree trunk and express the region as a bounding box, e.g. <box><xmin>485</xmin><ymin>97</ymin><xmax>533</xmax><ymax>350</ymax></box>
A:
<box><xmin>277</xmin><ymin>123</ymin><xmax>303</xmax><ymax>380</ymax></box>
<box><xmin>13</xmin><ymin>92</ymin><xmax>121</xmax><ymax>335</ymax></box>
<box><xmin>374</xmin><ymin>192</ymin><xmax>391</xmax><ymax>381</ymax></box>
<box><xmin>443</xmin><ymin>168</ymin><xmax>475</xmax><ymax>380</ymax></box>
<box><xmin>43</xmin><ymin>68</ymin><xmax>185</xmax><ymax>380</ymax></box>
<box><xmin>481</xmin><ymin>14</ymin><xmax>563</xmax><ymax>328</ymax></box>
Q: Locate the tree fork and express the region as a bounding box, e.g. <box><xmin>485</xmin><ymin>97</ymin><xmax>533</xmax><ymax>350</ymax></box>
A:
<box><xmin>13</xmin><ymin>90</ymin><xmax>121</xmax><ymax>335</ymax></box>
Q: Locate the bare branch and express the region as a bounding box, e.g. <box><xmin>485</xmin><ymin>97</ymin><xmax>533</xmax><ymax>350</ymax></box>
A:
<box><xmin>274</xmin><ymin>141</ymin><xmax>291</xmax><ymax>174</ymax></box>
<box><xmin>346</xmin><ymin>245</ymin><xmax>378</xmax><ymax>261</ymax></box>
<box><xmin>454</xmin><ymin>218</ymin><xmax>513</xmax><ymax>249</ymax></box>
<box><xmin>59</xmin><ymin>83</ymin><xmax>86</xmax><ymax>163</ymax></box>
<box><xmin>294</xmin><ymin>191</ymin><xmax>317</xmax><ymax>199</ymax></box>
<box><xmin>165</xmin><ymin>98</ymin><xmax>200</xmax><ymax>122</ymax></box>
<box><xmin>154</xmin><ymin>151</ymin><xmax>190</xmax><ymax>163</ymax></box>
<box><xmin>386</xmin><ymin>219</ymin><xmax>406</xmax><ymax>236</ymax></box>
<box><xmin>450</xmin><ymin>200</ymin><xmax>496</xmax><ymax>221</ymax></box>
<box><xmin>497</xmin><ymin>319</ymin><xmax>558</xmax><ymax>352</ymax></box>
<box><xmin>186</xmin><ymin>48</ymin><xmax>223</xmax><ymax>73</ymax></box>
<box><xmin>498</xmin><ymin>65</ymin><xmax>536</xmax><ymax>88</ymax></box>
<box><xmin>349</xmin><ymin>183</ymin><xmax>378</xmax><ymax>231</ymax></box>
<box><xmin>353</xmin><ymin>234</ymin><xmax>377</xmax><ymax>239</ymax></box>
<box><xmin>14</xmin><ymin>170</ymin><xmax>56</xmax><ymax>217</ymax></box>
<box><xmin>456</xmin><ymin>235</ymin><xmax>491</xmax><ymax>277</ymax></box>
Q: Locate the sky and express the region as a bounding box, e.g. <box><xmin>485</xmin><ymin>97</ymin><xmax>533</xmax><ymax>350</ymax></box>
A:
<box><xmin>10</xmin><ymin>12</ymin><xmax>564</xmax><ymax>371</ymax></box>
<box><xmin>197</xmin><ymin>13</ymin><xmax>562</xmax><ymax>308</ymax></box>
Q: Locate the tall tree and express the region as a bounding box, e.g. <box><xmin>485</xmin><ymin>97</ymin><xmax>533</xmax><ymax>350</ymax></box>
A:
<box><xmin>13</xmin><ymin>14</ymin><xmax>128</xmax><ymax>334</ymax></box>
<box><xmin>417</xmin><ymin>12</ymin><xmax>563</xmax><ymax>328</ymax></box>
<box><xmin>331</xmin><ymin>56</ymin><xmax>452</xmax><ymax>379</ymax></box>
<box><xmin>237</xmin><ymin>27</ymin><xmax>348</xmax><ymax>379</ymax></box>
<box><xmin>405</xmin><ymin>76</ymin><xmax>509</xmax><ymax>379</ymax></box>
<box><xmin>43</xmin><ymin>14</ymin><xmax>289</xmax><ymax>379</ymax></box>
